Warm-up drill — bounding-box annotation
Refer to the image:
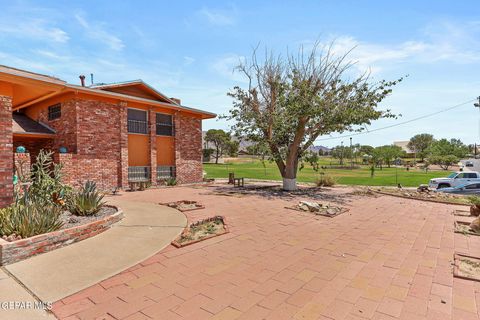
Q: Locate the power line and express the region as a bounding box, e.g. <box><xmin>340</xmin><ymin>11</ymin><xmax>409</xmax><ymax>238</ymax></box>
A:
<box><xmin>315</xmin><ymin>98</ymin><xmax>476</xmax><ymax>142</ymax></box>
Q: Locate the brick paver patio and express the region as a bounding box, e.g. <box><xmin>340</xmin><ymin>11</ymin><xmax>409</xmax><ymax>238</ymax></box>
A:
<box><xmin>52</xmin><ymin>184</ymin><xmax>480</xmax><ymax>320</ymax></box>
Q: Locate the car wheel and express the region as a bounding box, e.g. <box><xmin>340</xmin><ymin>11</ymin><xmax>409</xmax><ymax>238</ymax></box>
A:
<box><xmin>437</xmin><ymin>184</ymin><xmax>450</xmax><ymax>189</ymax></box>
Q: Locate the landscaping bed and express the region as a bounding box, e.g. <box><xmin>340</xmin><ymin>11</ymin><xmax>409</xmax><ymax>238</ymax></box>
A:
<box><xmin>172</xmin><ymin>216</ymin><xmax>228</xmax><ymax>248</ymax></box>
<box><xmin>453</xmin><ymin>209</ymin><xmax>474</xmax><ymax>217</ymax></box>
<box><xmin>454</xmin><ymin>220</ymin><xmax>480</xmax><ymax>236</ymax></box>
<box><xmin>160</xmin><ymin>200</ymin><xmax>205</xmax><ymax>212</ymax></box>
<box><xmin>0</xmin><ymin>206</ymin><xmax>122</xmax><ymax>265</ymax></box>
<box><xmin>286</xmin><ymin>201</ymin><xmax>349</xmax><ymax>218</ymax></box>
<box><xmin>0</xmin><ymin>151</ymin><xmax>122</xmax><ymax>265</ymax></box>
<box><xmin>375</xmin><ymin>188</ymin><xmax>470</xmax><ymax>205</ymax></box>
<box><xmin>454</xmin><ymin>253</ymin><xmax>480</xmax><ymax>282</ymax></box>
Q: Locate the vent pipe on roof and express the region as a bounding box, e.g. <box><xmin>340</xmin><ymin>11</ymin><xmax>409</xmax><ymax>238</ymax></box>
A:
<box><xmin>170</xmin><ymin>97</ymin><xmax>181</xmax><ymax>105</ymax></box>
<box><xmin>79</xmin><ymin>75</ymin><xmax>86</xmax><ymax>87</ymax></box>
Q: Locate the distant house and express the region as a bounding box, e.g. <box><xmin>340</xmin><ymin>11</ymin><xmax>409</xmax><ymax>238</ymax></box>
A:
<box><xmin>393</xmin><ymin>141</ymin><xmax>414</xmax><ymax>156</ymax></box>
<box><xmin>307</xmin><ymin>145</ymin><xmax>331</xmax><ymax>155</ymax></box>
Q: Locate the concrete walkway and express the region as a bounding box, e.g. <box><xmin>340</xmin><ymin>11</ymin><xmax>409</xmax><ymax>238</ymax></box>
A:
<box><xmin>4</xmin><ymin>198</ymin><xmax>186</xmax><ymax>303</ymax></box>
<box><xmin>0</xmin><ymin>269</ymin><xmax>55</xmax><ymax>319</ymax></box>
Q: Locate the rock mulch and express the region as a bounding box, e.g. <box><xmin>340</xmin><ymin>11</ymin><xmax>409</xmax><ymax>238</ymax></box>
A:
<box><xmin>287</xmin><ymin>200</ymin><xmax>348</xmax><ymax>217</ymax></box>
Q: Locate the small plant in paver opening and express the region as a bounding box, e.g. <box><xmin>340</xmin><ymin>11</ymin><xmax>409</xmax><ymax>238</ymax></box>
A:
<box><xmin>67</xmin><ymin>181</ymin><xmax>106</xmax><ymax>216</ymax></box>
<box><xmin>0</xmin><ymin>150</ymin><xmax>67</xmax><ymax>240</ymax></box>
<box><xmin>166</xmin><ymin>177</ymin><xmax>177</xmax><ymax>186</ymax></box>
<box><xmin>174</xmin><ymin>217</ymin><xmax>227</xmax><ymax>247</ymax></box>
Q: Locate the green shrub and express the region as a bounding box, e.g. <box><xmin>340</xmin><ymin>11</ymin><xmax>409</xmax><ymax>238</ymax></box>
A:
<box><xmin>67</xmin><ymin>181</ymin><xmax>105</xmax><ymax>216</ymax></box>
<box><xmin>0</xmin><ymin>200</ymin><xmax>63</xmax><ymax>238</ymax></box>
<box><xmin>315</xmin><ymin>174</ymin><xmax>336</xmax><ymax>187</ymax></box>
<box><xmin>23</xmin><ymin>150</ymin><xmax>69</xmax><ymax>206</ymax></box>
<box><xmin>467</xmin><ymin>195</ymin><xmax>480</xmax><ymax>207</ymax></box>
<box><xmin>166</xmin><ymin>178</ymin><xmax>177</xmax><ymax>186</ymax></box>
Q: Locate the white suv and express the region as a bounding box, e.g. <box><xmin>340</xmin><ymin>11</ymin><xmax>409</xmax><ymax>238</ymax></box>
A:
<box><xmin>429</xmin><ymin>171</ymin><xmax>480</xmax><ymax>189</ymax></box>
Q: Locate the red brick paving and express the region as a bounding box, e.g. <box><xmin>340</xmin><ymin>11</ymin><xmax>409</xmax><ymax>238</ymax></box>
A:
<box><xmin>52</xmin><ymin>184</ymin><xmax>480</xmax><ymax>319</ymax></box>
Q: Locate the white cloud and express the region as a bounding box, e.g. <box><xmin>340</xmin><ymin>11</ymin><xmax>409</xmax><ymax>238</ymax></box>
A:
<box><xmin>198</xmin><ymin>7</ymin><xmax>236</xmax><ymax>26</ymax></box>
<box><xmin>309</xmin><ymin>20</ymin><xmax>480</xmax><ymax>75</ymax></box>
<box><xmin>35</xmin><ymin>50</ymin><xmax>69</xmax><ymax>61</ymax></box>
<box><xmin>212</xmin><ymin>54</ymin><xmax>247</xmax><ymax>82</ymax></box>
<box><xmin>74</xmin><ymin>13</ymin><xmax>124</xmax><ymax>51</ymax></box>
<box><xmin>183</xmin><ymin>56</ymin><xmax>195</xmax><ymax>66</ymax></box>
<box><xmin>0</xmin><ymin>19</ymin><xmax>69</xmax><ymax>43</ymax></box>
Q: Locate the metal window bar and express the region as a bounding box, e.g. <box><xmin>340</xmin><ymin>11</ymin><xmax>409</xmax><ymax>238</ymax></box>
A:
<box><xmin>128</xmin><ymin>166</ymin><xmax>151</xmax><ymax>182</ymax></box>
<box><xmin>48</xmin><ymin>104</ymin><xmax>61</xmax><ymax>120</ymax></box>
<box><xmin>156</xmin><ymin>114</ymin><xmax>174</xmax><ymax>136</ymax></box>
<box><xmin>157</xmin><ymin>166</ymin><xmax>176</xmax><ymax>180</ymax></box>
<box><xmin>127</xmin><ymin>120</ymin><xmax>148</xmax><ymax>134</ymax></box>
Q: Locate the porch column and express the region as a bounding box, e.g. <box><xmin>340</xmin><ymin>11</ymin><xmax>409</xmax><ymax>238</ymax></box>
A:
<box><xmin>118</xmin><ymin>101</ymin><xmax>129</xmax><ymax>189</ymax></box>
<box><xmin>149</xmin><ymin>109</ymin><xmax>157</xmax><ymax>185</ymax></box>
<box><xmin>0</xmin><ymin>85</ymin><xmax>13</xmax><ymax>207</ymax></box>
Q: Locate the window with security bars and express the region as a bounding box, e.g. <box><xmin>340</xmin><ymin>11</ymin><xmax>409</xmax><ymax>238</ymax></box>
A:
<box><xmin>48</xmin><ymin>104</ymin><xmax>61</xmax><ymax>120</ymax></box>
<box><xmin>156</xmin><ymin>113</ymin><xmax>174</xmax><ymax>136</ymax></box>
<box><xmin>127</xmin><ymin>109</ymin><xmax>148</xmax><ymax>134</ymax></box>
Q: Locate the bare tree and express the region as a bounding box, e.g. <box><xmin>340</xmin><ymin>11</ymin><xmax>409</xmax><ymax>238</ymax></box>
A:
<box><xmin>225</xmin><ymin>41</ymin><xmax>402</xmax><ymax>190</ymax></box>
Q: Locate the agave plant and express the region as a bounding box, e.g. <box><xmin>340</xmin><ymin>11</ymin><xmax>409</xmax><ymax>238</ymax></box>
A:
<box><xmin>0</xmin><ymin>200</ymin><xmax>64</xmax><ymax>238</ymax></box>
<box><xmin>166</xmin><ymin>177</ymin><xmax>177</xmax><ymax>186</ymax></box>
<box><xmin>68</xmin><ymin>181</ymin><xmax>106</xmax><ymax>216</ymax></box>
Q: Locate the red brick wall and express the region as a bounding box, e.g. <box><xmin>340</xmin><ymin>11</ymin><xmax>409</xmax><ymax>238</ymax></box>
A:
<box><xmin>52</xmin><ymin>98</ymin><xmax>124</xmax><ymax>190</ymax></box>
<box><xmin>149</xmin><ymin>109</ymin><xmax>157</xmax><ymax>185</ymax></box>
<box><xmin>54</xmin><ymin>153</ymin><xmax>119</xmax><ymax>190</ymax></box>
<box><xmin>118</xmin><ymin>102</ymin><xmax>129</xmax><ymax>188</ymax></box>
<box><xmin>13</xmin><ymin>138</ymin><xmax>53</xmax><ymax>163</ymax></box>
<box><xmin>175</xmin><ymin>113</ymin><xmax>203</xmax><ymax>184</ymax></box>
<box><xmin>0</xmin><ymin>95</ymin><xmax>13</xmax><ymax>208</ymax></box>
<box><xmin>22</xmin><ymin>97</ymin><xmax>205</xmax><ymax>189</ymax></box>
<box><xmin>76</xmin><ymin>99</ymin><xmax>122</xmax><ymax>160</ymax></box>
<box><xmin>37</xmin><ymin>99</ymin><xmax>77</xmax><ymax>153</ymax></box>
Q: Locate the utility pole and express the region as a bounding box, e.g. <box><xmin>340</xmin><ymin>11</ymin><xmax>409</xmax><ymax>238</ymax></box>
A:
<box><xmin>350</xmin><ymin>137</ymin><xmax>353</xmax><ymax>169</ymax></box>
<box><xmin>475</xmin><ymin>97</ymin><xmax>480</xmax><ymax>159</ymax></box>
<box><xmin>340</xmin><ymin>141</ymin><xmax>344</xmax><ymax>165</ymax></box>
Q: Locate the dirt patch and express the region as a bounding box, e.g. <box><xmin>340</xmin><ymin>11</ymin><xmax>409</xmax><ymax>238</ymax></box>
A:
<box><xmin>454</xmin><ymin>209</ymin><xmax>474</xmax><ymax>217</ymax></box>
<box><xmin>172</xmin><ymin>216</ymin><xmax>228</xmax><ymax>248</ymax></box>
<box><xmin>454</xmin><ymin>221</ymin><xmax>480</xmax><ymax>236</ymax></box>
<box><xmin>286</xmin><ymin>201</ymin><xmax>349</xmax><ymax>218</ymax></box>
<box><xmin>454</xmin><ymin>253</ymin><xmax>480</xmax><ymax>282</ymax></box>
<box><xmin>199</xmin><ymin>183</ymin><xmax>355</xmax><ymax>205</ymax></box>
<box><xmin>160</xmin><ymin>200</ymin><xmax>205</xmax><ymax>212</ymax></box>
<box><xmin>375</xmin><ymin>188</ymin><xmax>470</xmax><ymax>205</ymax></box>
<box><xmin>348</xmin><ymin>188</ymin><xmax>380</xmax><ymax>198</ymax></box>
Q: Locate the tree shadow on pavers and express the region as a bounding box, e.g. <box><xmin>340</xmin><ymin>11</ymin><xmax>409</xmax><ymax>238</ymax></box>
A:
<box><xmin>196</xmin><ymin>183</ymin><xmax>357</xmax><ymax>205</ymax></box>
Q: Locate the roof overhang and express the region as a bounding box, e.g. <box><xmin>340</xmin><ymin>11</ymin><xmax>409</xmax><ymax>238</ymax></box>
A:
<box><xmin>12</xmin><ymin>113</ymin><xmax>56</xmax><ymax>138</ymax></box>
<box><xmin>0</xmin><ymin>66</ymin><xmax>216</xmax><ymax>119</ymax></box>
<box><xmin>66</xmin><ymin>84</ymin><xmax>216</xmax><ymax>119</ymax></box>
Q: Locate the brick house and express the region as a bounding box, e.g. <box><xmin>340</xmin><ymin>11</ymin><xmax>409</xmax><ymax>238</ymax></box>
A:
<box><xmin>0</xmin><ymin>65</ymin><xmax>215</xmax><ymax>207</ymax></box>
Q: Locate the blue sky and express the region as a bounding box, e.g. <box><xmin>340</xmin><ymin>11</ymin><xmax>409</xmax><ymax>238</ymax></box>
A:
<box><xmin>1</xmin><ymin>0</ymin><xmax>479</xmax><ymax>147</ymax></box>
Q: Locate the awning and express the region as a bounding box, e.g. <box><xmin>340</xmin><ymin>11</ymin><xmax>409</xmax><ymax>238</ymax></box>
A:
<box><xmin>12</xmin><ymin>113</ymin><xmax>55</xmax><ymax>138</ymax></box>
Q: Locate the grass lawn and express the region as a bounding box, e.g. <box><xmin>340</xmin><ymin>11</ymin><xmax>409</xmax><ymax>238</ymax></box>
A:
<box><xmin>204</xmin><ymin>158</ymin><xmax>450</xmax><ymax>187</ymax></box>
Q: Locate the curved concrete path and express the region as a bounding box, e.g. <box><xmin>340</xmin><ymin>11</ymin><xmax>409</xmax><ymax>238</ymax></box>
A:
<box><xmin>4</xmin><ymin>199</ymin><xmax>186</xmax><ymax>304</ymax></box>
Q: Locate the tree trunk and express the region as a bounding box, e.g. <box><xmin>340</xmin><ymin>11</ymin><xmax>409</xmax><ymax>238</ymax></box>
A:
<box><xmin>282</xmin><ymin>178</ymin><xmax>297</xmax><ymax>190</ymax></box>
<box><xmin>215</xmin><ymin>146</ymin><xmax>220</xmax><ymax>164</ymax></box>
<box><xmin>283</xmin><ymin>154</ymin><xmax>299</xmax><ymax>191</ymax></box>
